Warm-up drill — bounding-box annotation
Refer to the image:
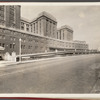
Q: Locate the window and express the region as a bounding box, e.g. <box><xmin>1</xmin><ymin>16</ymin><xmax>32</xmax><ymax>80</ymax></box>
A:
<box><xmin>66</xmin><ymin>43</ymin><xmax>68</xmax><ymax>47</ymax></box>
<box><xmin>0</xmin><ymin>6</ymin><xmax>4</xmax><ymax>11</ymax></box>
<box><xmin>13</xmin><ymin>37</ymin><xmax>15</xmax><ymax>41</ymax></box>
<box><xmin>21</xmin><ymin>45</ymin><xmax>23</xmax><ymax>49</ymax></box>
<box><xmin>28</xmin><ymin>45</ymin><xmax>31</xmax><ymax>49</ymax></box>
<box><xmin>0</xmin><ymin>35</ymin><xmax>2</xmax><ymax>39</ymax></box>
<box><xmin>13</xmin><ymin>44</ymin><xmax>15</xmax><ymax>49</ymax></box>
<box><xmin>21</xmin><ymin>22</ymin><xmax>24</xmax><ymax>30</ymax></box>
<box><xmin>3</xmin><ymin>35</ymin><xmax>5</xmax><ymax>39</ymax></box>
<box><xmin>10</xmin><ymin>44</ymin><xmax>12</xmax><ymax>48</ymax></box>
<box><xmin>26</xmin><ymin>24</ymin><xmax>29</xmax><ymax>31</ymax></box>
<box><xmin>57</xmin><ymin>32</ymin><xmax>58</xmax><ymax>39</ymax></box>
<box><xmin>35</xmin><ymin>45</ymin><xmax>38</xmax><ymax>49</ymax></box>
<box><xmin>10</xmin><ymin>37</ymin><xmax>12</xmax><ymax>41</ymax></box>
<box><xmin>23</xmin><ymin>45</ymin><xmax>25</xmax><ymax>49</ymax></box>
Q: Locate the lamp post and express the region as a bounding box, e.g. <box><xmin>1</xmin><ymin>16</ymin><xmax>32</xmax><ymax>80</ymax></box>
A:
<box><xmin>19</xmin><ymin>38</ymin><xmax>21</xmax><ymax>62</ymax></box>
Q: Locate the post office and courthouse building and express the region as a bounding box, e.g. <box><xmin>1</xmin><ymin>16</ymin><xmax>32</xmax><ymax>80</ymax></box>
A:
<box><xmin>0</xmin><ymin>5</ymin><xmax>88</xmax><ymax>57</ymax></box>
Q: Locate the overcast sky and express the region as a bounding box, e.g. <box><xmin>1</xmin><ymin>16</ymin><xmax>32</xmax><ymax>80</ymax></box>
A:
<box><xmin>21</xmin><ymin>4</ymin><xmax>100</xmax><ymax>49</ymax></box>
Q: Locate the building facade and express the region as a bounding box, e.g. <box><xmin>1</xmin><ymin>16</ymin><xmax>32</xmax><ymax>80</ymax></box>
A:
<box><xmin>0</xmin><ymin>5</ymin><xmax>89</xmax><ymax>56</ymax></box>
<box><xmin>0</xmin><ymin>5</ymin><xmax>21</xmax><ymax>29</ymax></box>
<box><xmin>57</xmin><ymin>25</ymin><xmax>73</xmax><ymax>41</ymax></box>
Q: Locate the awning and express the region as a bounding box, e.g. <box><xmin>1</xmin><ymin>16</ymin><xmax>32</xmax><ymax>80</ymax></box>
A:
<box><xmin>0</xmin><ymin>46</ymin><xmax>5</xmax><ymax>50</ymax></box>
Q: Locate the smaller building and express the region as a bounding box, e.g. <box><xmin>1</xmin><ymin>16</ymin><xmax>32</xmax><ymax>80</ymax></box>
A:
<box><xmin>57</xmin><ymin>25</ymin><xmax>73</xmax><ymax>41</ymax></box>
<box><xmin>30</xmin><ymin>11</ymin><xmax>57</xmax><ymax>38</ymax></box>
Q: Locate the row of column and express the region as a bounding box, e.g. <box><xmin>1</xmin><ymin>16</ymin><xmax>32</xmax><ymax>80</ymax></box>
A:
<box><xmin>46</xmin><ymin>19</ymin><xmax>57</xmax><ymax>38</ymax></box>
<box><xmin>31</xmin><ymin>19</ymin><xmax>44</xmax><ymax>35</ymax></box>
<box><xmin>31</xmin><ymin>18</ymin><xmax>57</xmax><ymax>38</ymax></box>
<box><xmin>57</xmin><ymin>29</ymin><xmax>73</xmax><ymax>41</ymax></box>
<box><xmin>57</xmin><ymin>29</ymin><xmax>66</xmax><ymax>40</ymax></box>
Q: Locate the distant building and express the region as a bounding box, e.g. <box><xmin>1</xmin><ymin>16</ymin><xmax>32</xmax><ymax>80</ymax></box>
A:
<box><xmin>0</xmin><ymin>5</ymin><xmax>89</xmax><ymax>56</ymax></box>
<box><xmin>57</xmin><ymin>25</ymin><xmax>73</xmax><ymax>41</ymax></box>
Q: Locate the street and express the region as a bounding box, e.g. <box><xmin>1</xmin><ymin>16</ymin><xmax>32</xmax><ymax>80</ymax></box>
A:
<box><xmin>0</xmin><ymin>54</ymin><xmax>100</xmax><ymax>93</ymax></box>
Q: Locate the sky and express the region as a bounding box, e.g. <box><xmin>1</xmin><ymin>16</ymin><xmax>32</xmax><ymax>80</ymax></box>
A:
<box><xmin>21</xmin><ymin>4</ymin><xmax>100</xmax><ymax>49</ymax></box>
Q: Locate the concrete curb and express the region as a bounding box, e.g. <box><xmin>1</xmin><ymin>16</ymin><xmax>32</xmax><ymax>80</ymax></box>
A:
<box><xmin>0</xmin><ymin>54</ymin><xmax>98</xmax><ymax>67</ymax></box>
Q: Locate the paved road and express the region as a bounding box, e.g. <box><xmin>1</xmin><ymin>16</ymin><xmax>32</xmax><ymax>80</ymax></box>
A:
<box><xmin>0</xmin><ymin>54</ymin><xmax>100</xmax><ymax>93</ymax></box>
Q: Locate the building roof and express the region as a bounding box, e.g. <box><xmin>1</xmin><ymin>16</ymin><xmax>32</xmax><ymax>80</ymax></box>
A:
<box><xmin>37</xmin><ymin>11</ymin><xmax>57</xmax><ymax>22</ymax></box>
<box><xmin>58</xmin><ymin>25</ymin><xmax>73</xmax><ymax>31</ymax></box>
<box><xmin>21</xmin><ymin>17</ymin><xmax>31</xmax><ymax>23</ymax></box>
<box><xmin>74</xmin><ymin>40</ymin><xmax>86</xmax><ymax>44</ymax></box>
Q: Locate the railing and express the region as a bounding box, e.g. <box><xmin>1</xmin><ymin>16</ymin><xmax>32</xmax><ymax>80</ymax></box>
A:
<box><xmin>15</xmin><ymin>50</ymin><xmax>100</xmax><ymax>62</ymax></box>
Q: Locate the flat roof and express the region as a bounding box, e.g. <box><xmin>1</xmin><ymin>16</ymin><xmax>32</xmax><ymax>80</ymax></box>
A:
<box><xmin>58</xmin><ymin>25</ymin><xmax>73</xmax><ymax>31</ymax></box>
<box><xmin>37</xmin><ymin>11</ymin><xmax>57</xmax><ymax>22</ymax></box>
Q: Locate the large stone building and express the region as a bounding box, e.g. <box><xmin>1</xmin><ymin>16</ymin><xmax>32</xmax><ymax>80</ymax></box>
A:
<box><xmin>0</xmin><ymin>5</ymin><xmax>89</xmax><ymax>57</ymax></box>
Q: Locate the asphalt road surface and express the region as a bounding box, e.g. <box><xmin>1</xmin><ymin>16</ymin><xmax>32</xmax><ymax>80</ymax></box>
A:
<box><xmin>0</xmin><ymin>54</ymin><xmax>100</xmax><ymax>93</ymax></box>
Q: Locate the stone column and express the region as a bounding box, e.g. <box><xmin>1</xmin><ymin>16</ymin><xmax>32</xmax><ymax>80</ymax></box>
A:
<box><xmin>46</xmin><ymin>20</ymin><xmax>48</xmax><ymax>36</ymax></box>
<box><xmin>48</xmin><ymin>20</ymin><xmax>50</xmax><ymax>37</ymax></box>
<box><xmin>50</xmin><ymin>21</ymin><xmax>51</xmax><ymax>37</ymax></box>
<box><xmin>41</xmin><ymin>18</ymin><xmax>44</xmax><ymax>36</ymax></box>
<box><xmin>42</xmin><ymin>17</ymin><xmax>46</xmax><ymax>36</ymax></box>
<box><xmin>47</xmin><ymin>21</ymin><xmax>50</xmax><ymax>37</ymax></box>
<box><xmin>52</xmin><ymin>23</ymin><xmax>54</xmax><ymax>38</ymax></box>
<box><xmin>24</xmin><ymin>23</ymin><xmax>26</xmax><ymax>31</ymax></box>
<box><xmin>64</xmin><ymin>29</ymin><xmax>66</xmax><ymax>41</ymax></box>
<box><xmin>54</xmin><ymin>23</ymin><xmax>57</xmax><ymax>39</ymax></box>
<box><xmin>37</xmin><ymin>21</ymin><xmax>38</xmax><ymax>34</ymax></box>
<box><xmin>35</xmin><ymin>21</ymin><xmax>37</xmax><ymax>34</ymax></box>
<box><xmin>38</xmin><ymin>20</ymin><xmax>40</xmax><ymax>35</ymax></box>
<box><xmin>57</xmin><ymin>31</ymin><xmax>59</xmax><ymax>39</ymax></box>
<box><xmin>32</xmin><ymin>23</ymin><xmax>34</xmax><ymax>33</ymax></box>
<box><xmin>51</xmin><ymin>21</ymin><xmax>53</xmax><ymax>38</ymax></box>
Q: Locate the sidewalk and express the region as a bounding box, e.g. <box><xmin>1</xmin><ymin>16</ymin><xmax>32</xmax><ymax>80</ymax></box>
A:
<box><xmin>0</xmin><ymin>54</ymin><xmax>98</xmax><ymax>68</ymax></box>
<box><xmin>0</xmin><ymin>61</ymin><xmax>16</xmax><ymax>67</ymax></box>
<box><xmin>0</xmin><ymin>56</ymin><xmax>65</xmax><ymax>67</ymax></box>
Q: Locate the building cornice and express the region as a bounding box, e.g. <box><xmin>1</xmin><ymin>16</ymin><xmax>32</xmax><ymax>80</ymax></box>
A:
<box><xmin>0</xmin><ymin>25</ymin><xmax>87</xmax><ymax>45</ymax></box>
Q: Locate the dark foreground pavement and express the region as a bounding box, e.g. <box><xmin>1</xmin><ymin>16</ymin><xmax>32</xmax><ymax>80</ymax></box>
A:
<box><xmin>0</xmin><ymin>54</ymin><xmax>100</xmax><ymax>93</ymax></box>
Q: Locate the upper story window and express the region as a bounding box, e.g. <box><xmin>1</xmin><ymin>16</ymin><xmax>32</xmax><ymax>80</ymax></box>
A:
<box><xmin>0</xmin><ymin>6</ymin><xmax>4</xmax><ymax>11</ymax></box>
<box><xmin>0</xmin><ymin>35</ymin><xmax>5</xmax><ymax>39</ymax></box>
<box><xmin>57</xmin><ymin>32</ymin><xmax>58</xmax><ymax>39</ymax></box>
<box><xmin>26</xmin><ymin>24</ymin><xmax>29</xmax><ymax>31</ymax></box>
<box><xmin>21</xmin><ymin>22</ymin><xmax>24</xmax><ymax>30</ymax></box>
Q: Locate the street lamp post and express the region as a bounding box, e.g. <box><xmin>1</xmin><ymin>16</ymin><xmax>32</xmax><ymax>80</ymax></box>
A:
<box><xmin>19</xmin><ymin>38</ymin><xmax>21</xmax><ymax>62</ymax></box>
